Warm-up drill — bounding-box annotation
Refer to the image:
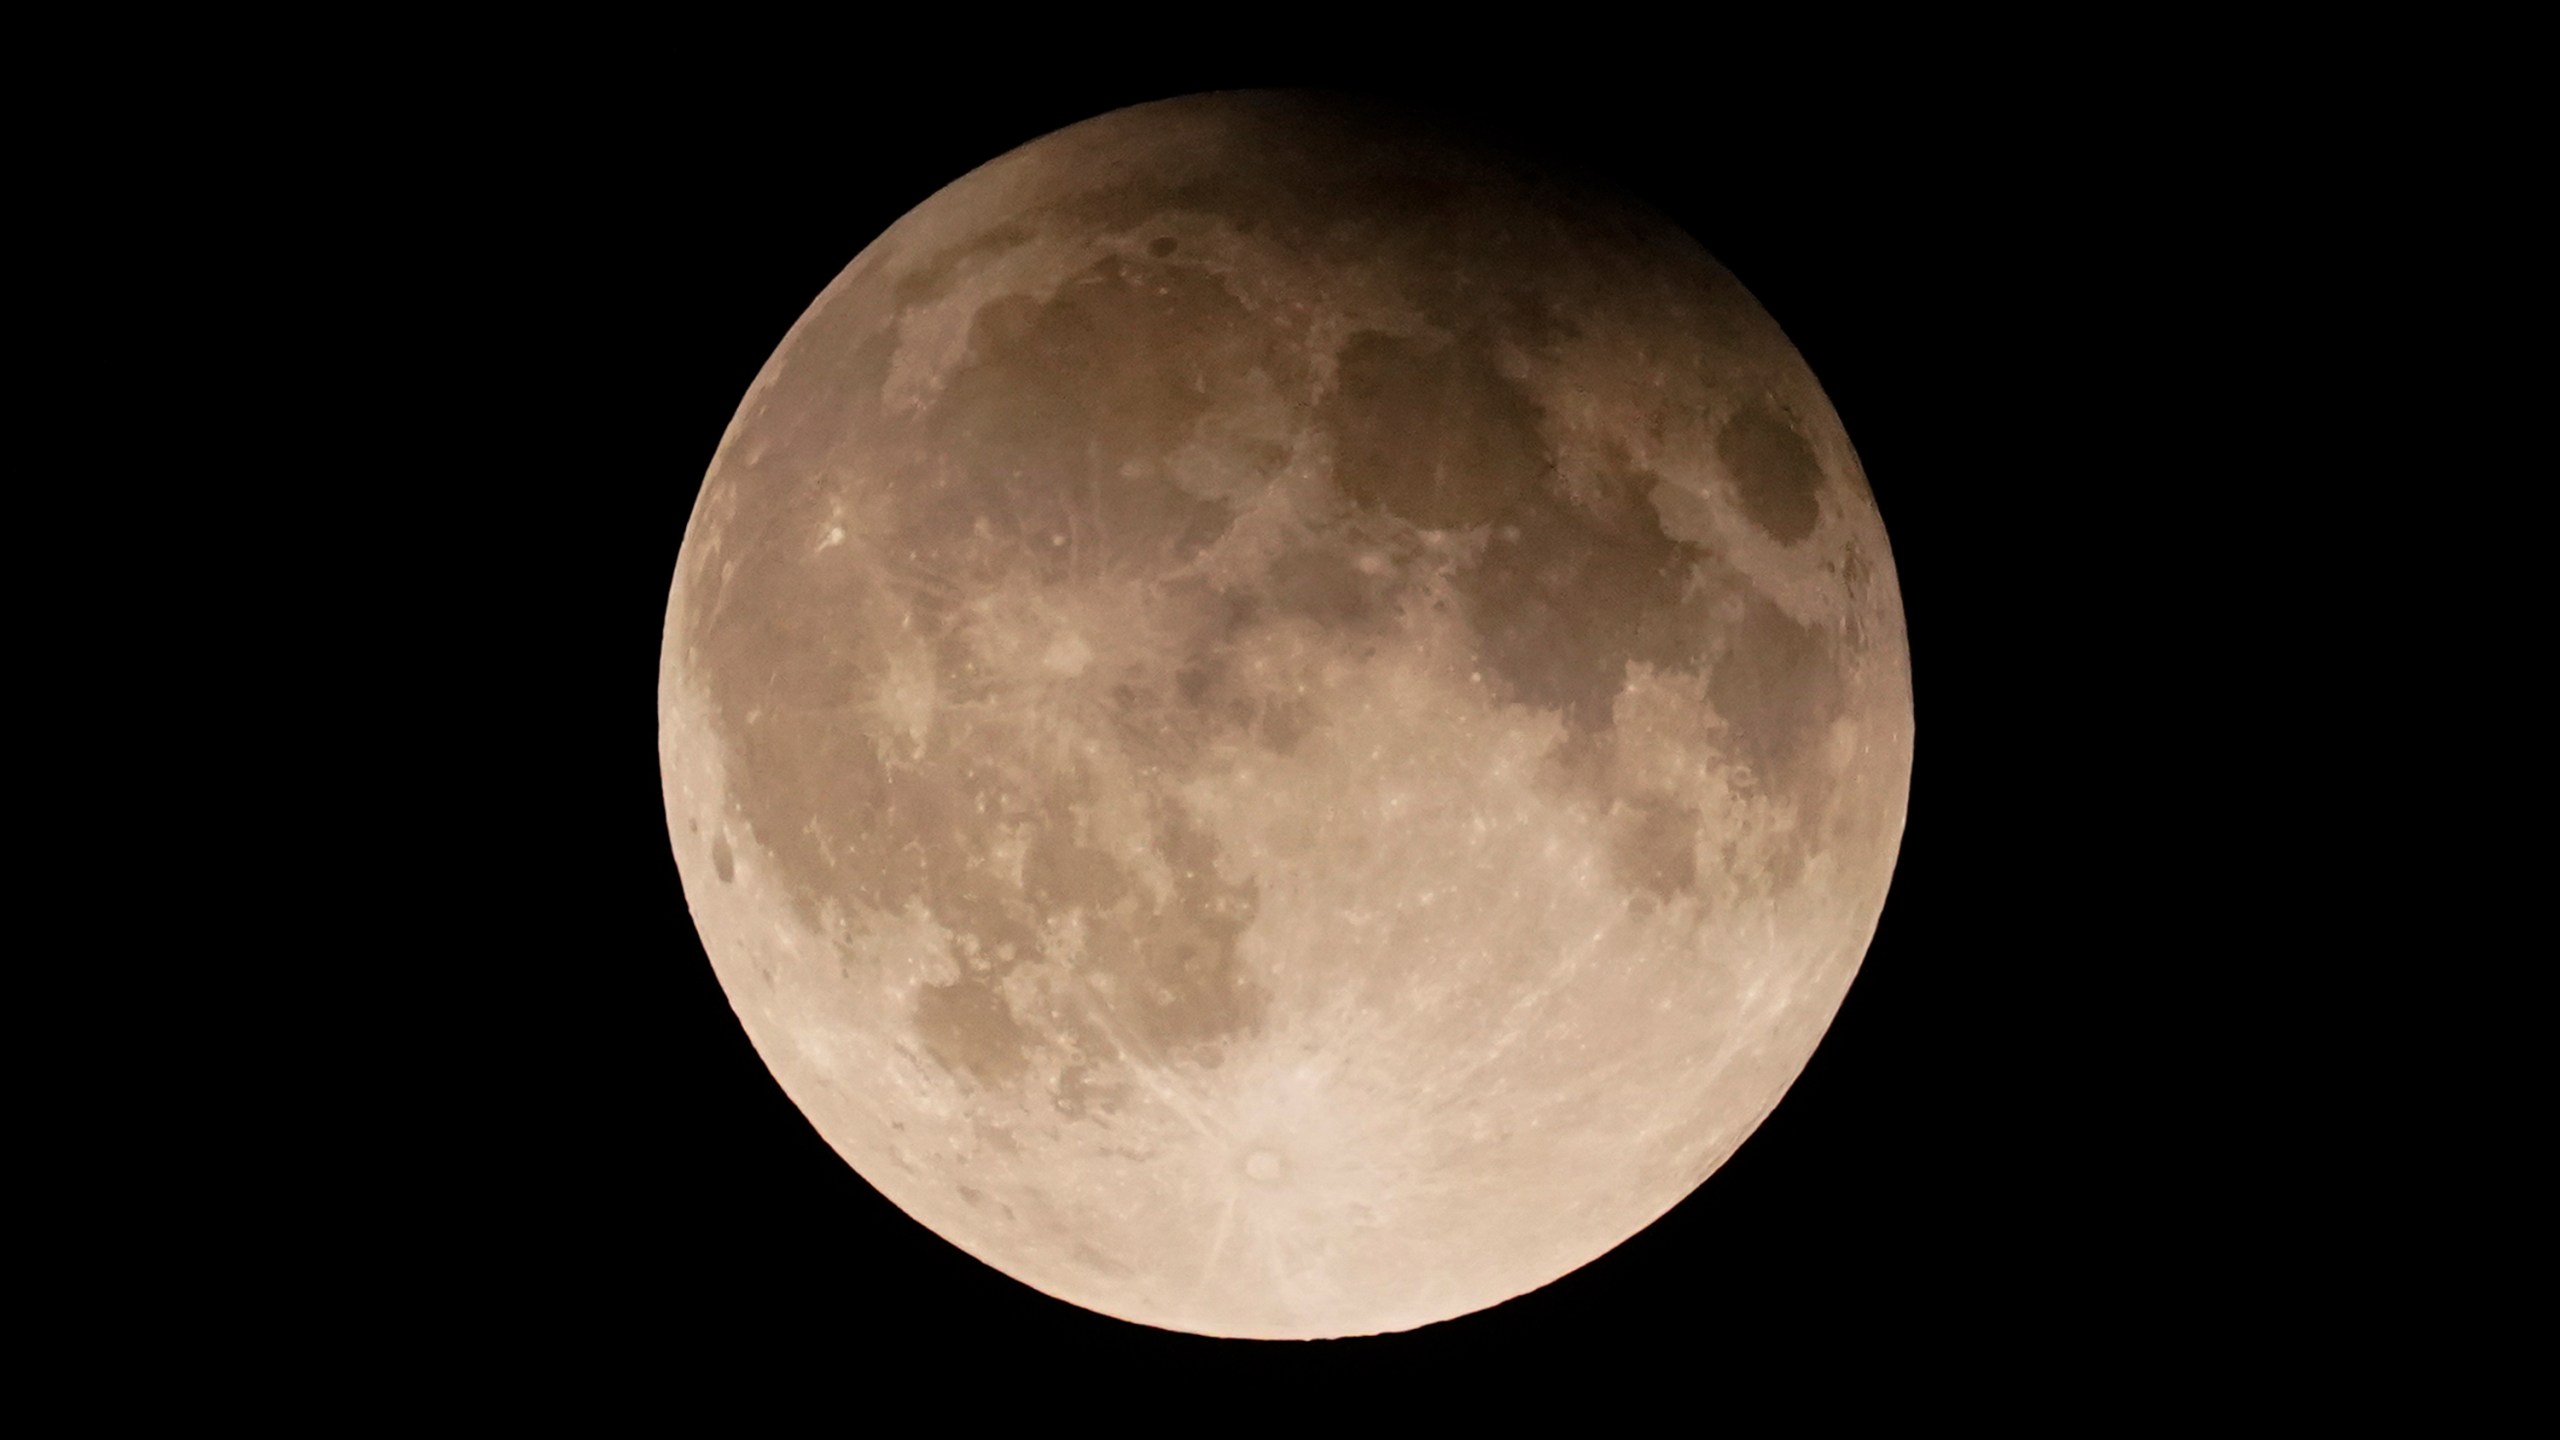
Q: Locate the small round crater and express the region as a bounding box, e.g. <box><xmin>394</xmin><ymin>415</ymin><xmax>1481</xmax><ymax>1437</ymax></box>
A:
<box><xmin>1244</xmin><ymin>1150</ymin><xmax>1282</xmax><ymax>1182</ymax></box>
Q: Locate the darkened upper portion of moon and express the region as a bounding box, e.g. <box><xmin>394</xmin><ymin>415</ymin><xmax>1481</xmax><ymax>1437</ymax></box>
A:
<box><xmin>669</xmin><ymin>92</ymin><xmax>1902</xmax><ymax>1093</ymax></box>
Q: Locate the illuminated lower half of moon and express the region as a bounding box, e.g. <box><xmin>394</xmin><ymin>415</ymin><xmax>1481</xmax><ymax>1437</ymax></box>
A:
<box><xmin>657</xmin><ymin>92</ymin><xmax>1912</xmax><ymax>1339</ymax></box>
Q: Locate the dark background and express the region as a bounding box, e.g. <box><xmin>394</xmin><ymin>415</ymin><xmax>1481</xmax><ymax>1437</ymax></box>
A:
<box><xmin>426</xmin><ymin>55</ymin><xmax>2200</xmax><ymax>1382</ymax></box>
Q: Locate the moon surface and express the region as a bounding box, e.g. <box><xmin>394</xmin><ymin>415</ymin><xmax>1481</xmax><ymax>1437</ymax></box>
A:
<box><xmin>658</xmin><ymin>92</ymin><xmax>1911</xmax><ymax>1339</ymax></box>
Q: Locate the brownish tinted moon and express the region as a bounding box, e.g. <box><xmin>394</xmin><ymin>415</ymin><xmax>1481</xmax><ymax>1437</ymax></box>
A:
<box><xmin>658</xmin><ymin>92</ymin><xmax>1911</xmax><ymax>1339</ymax></box>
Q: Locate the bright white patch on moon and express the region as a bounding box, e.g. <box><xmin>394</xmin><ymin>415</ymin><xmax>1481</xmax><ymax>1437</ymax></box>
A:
<box><xmin>658</xmin><ymin>92</ymin><xmax>1912</xmax><ymax>1339</ymax></box>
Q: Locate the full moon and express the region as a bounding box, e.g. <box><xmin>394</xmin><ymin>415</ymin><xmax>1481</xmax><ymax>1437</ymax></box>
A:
<box><xmin>658</xmin><ymin>92</ymin><xmax>1911</xmax><ymax>1339</ymax></box>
